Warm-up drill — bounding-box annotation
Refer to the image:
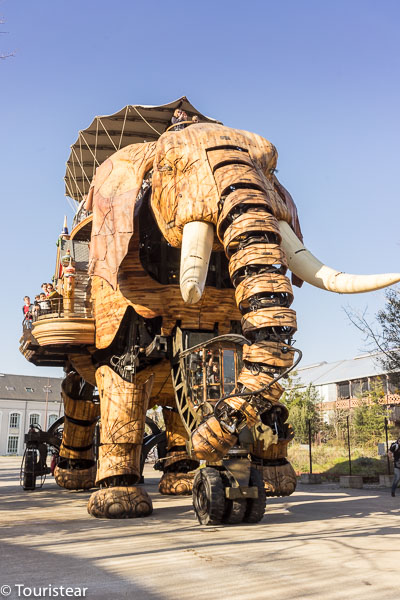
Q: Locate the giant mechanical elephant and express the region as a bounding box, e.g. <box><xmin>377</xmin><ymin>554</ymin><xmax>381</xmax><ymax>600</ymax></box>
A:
<box><xmin>54</xmin><ymin>121</ymin><xmax>400</xmax><ymax>520</ymax></box>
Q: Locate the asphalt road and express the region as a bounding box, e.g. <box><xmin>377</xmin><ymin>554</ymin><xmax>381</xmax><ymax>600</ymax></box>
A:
<box><xmin>0</xmin><ymin>457</ymin><xmax>399</xmax><ymax>600</ymax></box>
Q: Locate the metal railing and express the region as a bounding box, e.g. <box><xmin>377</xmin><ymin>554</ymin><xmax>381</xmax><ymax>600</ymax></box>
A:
<box><xmin>72</xmin><ymin>199</ymin><xmax>92</xmax><ymax>230</ymax></box>
<box><xmin>22</xmin><ymin>297</ymin><xmax>93</xmax><ymax>332</ymax></box>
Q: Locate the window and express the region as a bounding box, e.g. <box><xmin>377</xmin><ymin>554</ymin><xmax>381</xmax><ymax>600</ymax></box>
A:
<box><xmin>388</xmin><ymin>375</ymin><xmax>400</xmax><ymax>394</ymax></box>
<box><xmin>7</xmin><ymin>435</ymin><xmax>19</xmax><ymax>454</ymax></box>
<box><xmin>43</xmin><ymin>387</ymin><xmax>52</xmax><ymax>393</ymax></box>
<box><xmin>350</xmin><ymin>379</ymin><xmax>369</xmax><ymax>397</ymax></box>
<box><xmin>9</xmin><ymin>413</ymin><xmax>20</xmax><ymax>429</ymax></box>
<box><xmin>29</xmin><ymin>413</ymin><xmax>40</xmax><ymax>427</ymax></box>
<box><xmin>48</xmin><ymin>414</ymin><xmax>58</xmax><ymax>428</ymax></box>
<box><xmin>337</xmin><ymin>381</ymin><xmax>350</xmax><ymax>399</ymax></box>
<box><xmin>5</xmin><ymin>385</ymin><xmax>15</xmax><ymax>391</ymax></box>
<box><xmin>25</xmin><ymin>387</ymin><xmax>34</xmax><ymax>393</ymax></box>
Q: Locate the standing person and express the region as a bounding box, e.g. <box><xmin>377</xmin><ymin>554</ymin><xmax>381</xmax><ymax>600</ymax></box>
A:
<box><xmin>170</xmin><ymin>109</ymin><xmax>188</xmax><ymax>131</ymax></box>
<box><xmin>32</xmin><ymin>295</ymin><xmax>40</xmax><ymax>319</ymax></box>
<box><xmin>22</xmin><ymin>296</ymin><xmax>33</xmax><ymax>328</ymax></box>
<box><xmin>41</xmin><ymin>282</ymin><xmax>49</xmax><ymax>296</ymax></box>
<box><xmin>388</xmin><ymin>436</ymin><xmax>400</xmax><ymax>497</ymax></box>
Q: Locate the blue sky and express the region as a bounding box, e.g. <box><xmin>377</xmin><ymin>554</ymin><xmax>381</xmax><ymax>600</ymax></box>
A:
<box><xmin>1</xmin><ymin>0</ymin><xmax>399</xmax><ymax>377</ymax></box>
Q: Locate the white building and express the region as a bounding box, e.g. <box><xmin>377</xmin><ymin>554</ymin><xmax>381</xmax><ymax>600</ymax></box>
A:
<box><xmin>295</xmin><ymin>351</ymin><xmax>400</xmax><ymax>419</ymax></box>
<box><xmin>0</xmin><ymin>373</ymin><xmax>63</xmax><ymax>455</ymax></box>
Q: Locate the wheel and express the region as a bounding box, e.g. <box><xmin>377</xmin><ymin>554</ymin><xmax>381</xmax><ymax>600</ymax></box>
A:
<box><xmin>22</xmin><ymin>449</ymin><xmax>37</xmax><ymax>490</ymax></box>
<box><xmin>220</xmin><ymin>471</ymin><xmax>246</xmax><ymax>524</ymax></box>
<box><xmin>243</xmin><ymin>467</ymin><xmax>266</xmax><ymax>523</ymax></box>
<box><xmin>192</xmin><ymin>467</ymin><xmax>226</xmax><ymax>525</ymax></box>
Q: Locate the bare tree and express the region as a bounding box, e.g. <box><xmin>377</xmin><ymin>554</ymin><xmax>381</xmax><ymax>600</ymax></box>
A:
<box><xmin>1</xmin><ymin>16</ymin><xmax>15</xmax><ymax>60</ymax></box>
<box><xmin>344</xmin><ymin>286</ymin><xmax>400</xmax><ymax>382</ymax></box>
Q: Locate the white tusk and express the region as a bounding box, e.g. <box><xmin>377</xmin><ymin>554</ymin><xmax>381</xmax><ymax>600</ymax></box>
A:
<box><xmin>180</xmin><ymin>221</ymin><xmax>214</xmax><ymax>304</ymax></box>
<box><xmin>279</xmin><ymin>220</ymin><xmax>400</xmax><ymax>294</ymax></box>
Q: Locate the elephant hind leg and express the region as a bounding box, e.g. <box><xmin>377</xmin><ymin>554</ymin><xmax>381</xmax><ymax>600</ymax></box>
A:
<box><xmin>55</xmin><ymin>372</ymin><xmax>99</xmax><ymax>490</ymax></box>
<box><xmin>158</xmin><ymin>406</ymin><xmax>199</xmax><ymax>496</ymax></box>
<box><xmin>87</xmin><ymin>366</ymin><xmax>153</xmax><ymax>519</ymax></box>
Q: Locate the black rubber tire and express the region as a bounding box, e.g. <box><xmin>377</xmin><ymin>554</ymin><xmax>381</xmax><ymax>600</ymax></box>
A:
<box><xmin>192</xmin><ymin>467</ymin><xmax>226</xmax><ymax>525</ymax></box>
<box><xmin>23</xmin><ymin>450</ymin><xmax>36</xmax><ymax>490</ymax></box>
<box><xmin>221</xmin><ymin>472</ymin><xmax>246</xmax><ymax>524</ymax></box>
<box><xmin>243</xmin><ymin>467</ymin><xmax>266</xmax><ymax>523</ymax></box>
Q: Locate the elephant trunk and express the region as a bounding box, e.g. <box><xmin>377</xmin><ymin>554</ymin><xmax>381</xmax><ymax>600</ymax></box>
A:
<box><xmin>216</xmin><ymin>185</ymin><xmax>296</xmax><ymax>408</ymax></box>
<box><xmin>191</xmin><ymin>154</ymin><xmax>296</xmax><ymax>461</ymax></box>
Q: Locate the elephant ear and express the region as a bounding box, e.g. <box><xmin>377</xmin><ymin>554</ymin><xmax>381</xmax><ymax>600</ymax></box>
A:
<box><xmin>88</xmin><ymin>142</ymin><xmax>156</xmax><ymax>289</ymax></box>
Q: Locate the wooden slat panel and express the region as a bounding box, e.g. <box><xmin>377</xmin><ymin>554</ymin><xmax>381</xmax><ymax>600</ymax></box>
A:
<box><xmin>228</xmin><ymin>244</ymin><xmax>287</xmax><ymax>279</ymax></box>
<box><xmin>223</xmin><ymin>211</ymin><xmax>281</xmax><ymax>255</ymax></box>
<box><xmin>241</xmin><ymin>307</ymin><xmax>297</xmax><ymax>334</ymax></box>
<box><xmin>243</xmin><ymin>341</ymin><xmax>295</xmax><ymax>368</ymax></box>
<box><xmin>238</xmin><ymin>368</ymin><xmax>283</xmax><ymax>401</ymax></box>
<box><xmin>235</xmin><ymin>273</ymin><xmax>293</xmax><ymax>306</ymax></box>
<box><xmin>217</xmin><ymin>189</ymin><xmax>273</xmax><ymax>239</ymax></box>
<box><xmin>207</xmin><ymin>148</ymin><xmax>253</xmax><ymax>172</ymax></box>
<box><xmin>213</xmin><ymin>163</ymin><xmax>268</xmax><ymax>196</ymax></box>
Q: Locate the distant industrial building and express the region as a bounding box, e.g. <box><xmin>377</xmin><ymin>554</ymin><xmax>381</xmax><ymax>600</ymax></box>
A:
<box><xmin>295</xmin><ymin>352</ymin><xmax>400</xmax><ymax>419</ymax></box>
<box><xmin>0</xmin><ymin>373</ymin><xmax>63</xmax><ymax>455</ymax></box>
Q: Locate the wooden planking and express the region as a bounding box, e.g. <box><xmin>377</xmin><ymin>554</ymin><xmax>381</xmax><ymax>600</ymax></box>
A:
<box><xmin>228</xmin><ymin>244</ymin><xmax>288</xmax><ymax>279</ymax></box>
<box><xmin>213</xmin><ymin>163</ymin><xmax>268</xmax><ymax>197</ymax></box>
<box><xmin>150</xmin><ymin>123</ymin><xmax>282</xmax><ymax>248</ymax></box>
<box><xmin>217</xmin><ymin>189</ymin><xmax>273</xmax><ymax>239</ymax></box>
<box><xmin>222</xmin><ymin>210</ymin><xmax>281</xmax><ymax>255</ymax></box>
<box><xmin>96</xmin><ymin>365</ymin><xmax>153</xmax><ymax>446</ymax></box>
<box><xmin>238</xmin><ymin>368</ymin><xmax>283</xmax><ymax>402</ymax></box>
<box><xmin>163</xmin><ymin>407</ymin><xmax>189</xmax><ymax>448</ymax></box>
<box><xmin>59</xmin><ymin>389</ymin><xmax>99</xmax><ymax>460</ymax></box>
<box><xmin>68</xmin><ymin>350</ymin><xmax>97</xmax><ymax>386</ymax></box>
<box><xmin>190</xmin><ymin>415</ymin><xmax>237</xmax><ymax>461</ymax></box>
<box><xmin>243</xmin><ymin>341</ymin><xmax>295</xmax><ymax>368</ymax></box>
<box><xmin>241</xmin><ymin>306</ymin><xmax>297</xmax><ymax>334</ymax></box>
<box><xmin>206</xmin><ymin>148</ymin><xmax>253</xmax><ymax>172</ymax></box>
<box><xmin>95</xmin><ymin>365</ymin><xmax>153</xmax><ymax>483</ymax></box>
<box><xmin>235</xmin><ymin>273</ymin><xmax>293</xmax><ymax>307</ymax></box>
<box><xmin>134</xmin><ymin>359</ymin><xmax>175</xmax><ymax>408</ymax></box>
<box><xmin>92</xmin><ymin>224</ymin><xmax>241</xmax><ymax>349</ymax></box>
<box><xmin>32</xmin><ymin>317</ymin><xmax>95</xmax><ymax>346</ymax></box>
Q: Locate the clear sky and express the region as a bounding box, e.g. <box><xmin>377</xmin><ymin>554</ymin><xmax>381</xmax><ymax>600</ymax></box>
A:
<box><xmin>1</xmin><ymin>0</ymin><xmax>399</xmax><ymax>378</ymax></box>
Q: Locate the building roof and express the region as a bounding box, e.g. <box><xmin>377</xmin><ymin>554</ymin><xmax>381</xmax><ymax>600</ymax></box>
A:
<box><xmin>296</xmin><ymin>352</ymin><xmax>390</xmax><ymax>387</ymax></box>
<box><xmin>0</xmin><ymin>373</ymin><xmax>62</xmax><ymax>402</ymax></box>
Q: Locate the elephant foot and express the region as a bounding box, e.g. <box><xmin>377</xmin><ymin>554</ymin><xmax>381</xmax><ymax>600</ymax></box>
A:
<box><xmin>54</xmin><ymin>461</ymin><xmax>96</xmax><ymax>491</ymax></box>
<box><xmin>158</xmin><ymin>472</ymin><xmax>194</xmax><ymax>495</ymax></box>
<box><xmin>255</xmin><ymin>459</ymin><xmax>297</xmax><ymax>497</ymax></box>
<box><xmin>161</xmin><ymin>448</ymin><xmax>199</xmax><ymax>472</ymax></box>
<box><xmin>87</xmin><ymin>486</ymin><xmax>153</xmax><ymax>519</ymax></box>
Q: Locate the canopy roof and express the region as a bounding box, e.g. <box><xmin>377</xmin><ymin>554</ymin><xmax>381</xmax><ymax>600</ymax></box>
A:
<box><xmin>64</xmin><ymin>97</ymin><xmax>220</xmax><ymax>202</ymax></box>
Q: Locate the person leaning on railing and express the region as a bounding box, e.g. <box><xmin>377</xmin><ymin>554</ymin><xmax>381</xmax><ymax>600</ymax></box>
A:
<box><xmin>38</xmin><ymin>292</ymin><xmax>51</xmax><ymax>315</ymax></box>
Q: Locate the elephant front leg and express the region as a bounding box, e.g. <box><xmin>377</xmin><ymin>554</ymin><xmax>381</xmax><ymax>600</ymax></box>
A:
<box><xmin>87</xmin><ymin>366</ymin><xmax>154</xmax><ymax>519</ymax></box>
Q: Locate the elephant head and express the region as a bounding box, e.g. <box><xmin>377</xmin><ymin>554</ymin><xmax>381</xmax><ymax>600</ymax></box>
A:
<box><xmin>149</xmin><ymin>122</ymin><xmax>400</xmax><ymax>302</ymax></box>
<box><xmin>87</xmin><ymin>121</ymin><xmax>400</xmax><ymax>299</ymax></box>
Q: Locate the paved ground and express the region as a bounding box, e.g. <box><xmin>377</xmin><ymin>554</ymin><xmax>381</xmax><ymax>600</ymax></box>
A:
<box><xmin>0</xmin><ymin>457</ymin><xmax>399</xmax><ymax>600</ymax></box>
